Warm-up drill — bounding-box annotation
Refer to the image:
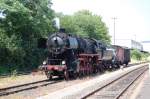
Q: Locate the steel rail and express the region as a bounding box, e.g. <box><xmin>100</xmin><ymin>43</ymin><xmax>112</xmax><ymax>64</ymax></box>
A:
<box><xmin>0</xmin><ymin>80</ymin><xmax>61</xmax><ymax>96</ymax></box>
<box><xmin>114</xmin><ymin>67</ymin><xmax>148</xmax><ymax>99</ymax></box>
<box><xmin>82</xmin><ymin>64</ymin><xmax>148</xmax><ymax>99</ymax></box>
<box><xmin>0</xmin><ymin>79</ymin><xmax>48</xmax><ymax>92</ymax></box>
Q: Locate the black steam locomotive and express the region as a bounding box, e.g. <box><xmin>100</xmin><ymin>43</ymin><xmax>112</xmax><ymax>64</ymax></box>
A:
<box><xmin>39</xmin><ymin>31</ymin><xmax>130</xmax><ymax>80</ymax></box>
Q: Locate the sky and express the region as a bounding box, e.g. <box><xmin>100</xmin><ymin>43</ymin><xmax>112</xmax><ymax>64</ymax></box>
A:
<box><xmin>51</xmin><ymin>0</ymin><xmax>150</xmax><ymax>43</ymax></box>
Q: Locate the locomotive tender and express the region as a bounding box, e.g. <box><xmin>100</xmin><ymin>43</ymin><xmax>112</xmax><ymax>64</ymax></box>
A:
<box><xmin>39</xmin><ymin>31</ymin><xmax>130</xmax><ymax>80</ymax></box>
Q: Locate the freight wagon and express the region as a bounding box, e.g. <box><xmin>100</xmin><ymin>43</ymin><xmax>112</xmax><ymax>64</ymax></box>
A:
<box><xmin>112</xmin><ymin>45</ymin><xmax>130</xmax><ymax>66</ymax></box>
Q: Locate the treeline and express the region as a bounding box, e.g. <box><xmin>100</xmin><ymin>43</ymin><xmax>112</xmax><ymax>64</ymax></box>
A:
<box><xmin>58</xmin><ymin>11</ymin><xmax>110</xmax><ymax>43</ymax></box>
<box><xmin>0</xmin><ymin>0</ymin><xmax>110</xmax><ymax>74</ymax></box>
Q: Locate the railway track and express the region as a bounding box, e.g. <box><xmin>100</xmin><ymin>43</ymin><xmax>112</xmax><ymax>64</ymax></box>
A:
<box><xmin>0</xmin><ymin>79</ymin><xmax>60</xmax><ymax>96</ymax></box>
<box><xmin>82</xmin><ymin>65</ymin><xmax>148</xmax><ymax>99</ymax></box>
<box><xmin>0</xmin><ymin>63</ymin><xmax>147</xmax><ymax>97</ymax></box>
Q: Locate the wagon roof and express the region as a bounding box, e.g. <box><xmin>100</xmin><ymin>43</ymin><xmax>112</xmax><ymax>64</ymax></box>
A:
<box><xmin>111</xmin><ymin>45</ymin><xmax>129</xmax><ymax>49</ymax></box>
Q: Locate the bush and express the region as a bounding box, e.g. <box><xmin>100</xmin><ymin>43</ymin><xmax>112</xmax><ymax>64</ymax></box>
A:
<box><xmin>131</xmin><ymin>49</ymin><xmax>150</xmax><ymax>61</ymax></box>
<box><xmin>131</xmin><ymin>49</ymin><xmax>142</xmax><ymax>60</ymax></box>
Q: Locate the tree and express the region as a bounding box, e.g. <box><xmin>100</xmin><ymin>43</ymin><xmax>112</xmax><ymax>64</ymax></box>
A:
<box><xmin>59</xmin><ymin>10</ymin><xmax>111</xmax><ymax>43</ymax></box>
<box><xmin>0</xmin><ymin>0</ymin><xmax>55</xmax><ymax>38</ymax></box>
<box><xmin>0</xmin><ymin>0</ymin><xmax>54</xmax><ymax>73</ymax></box>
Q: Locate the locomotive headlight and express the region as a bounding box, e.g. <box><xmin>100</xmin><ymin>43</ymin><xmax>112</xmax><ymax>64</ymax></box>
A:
<box><xmin>43</xmin><ymin>61</ymin><xmax>47</xmax><ymax>65</ymax></box>
<box><xmin>62</xmin><ymin>61</ymin><xmax>65</xmax><ymax>65</ymax></box>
